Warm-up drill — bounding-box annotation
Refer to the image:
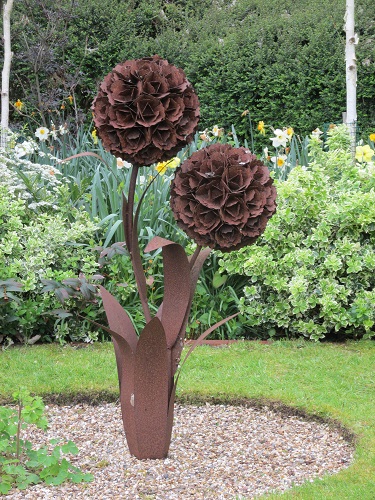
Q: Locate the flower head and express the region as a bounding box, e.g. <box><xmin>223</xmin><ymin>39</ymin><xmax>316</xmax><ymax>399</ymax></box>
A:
<box><xmin>91</xmin><ymin>129</ymin><xmax>98</xmax><ymax>144</ymax></box>
<box><xmin>212</xmin><ymin>125</ymin><xmax>224</xmax><ymax>137</ymax></box>
<box><xmin>311</xmin><ymin>128</ymin><xmax>323</xmax><ymax>139</ymax></box>
<box><xmin>286</xmin><ymin>127</ymin><xmax>294</xmax><ymax>139</ymax></box>
<box><xmin>355</xmin><ymin>144</ymin><xmax>374</xmax><ymax>163</ymax></box>
<box><xmin>257</xmin><ymin>121</ymin><xmax>266</xmax><ymax>135</ymax></box>
<box><xmin>92</xmin><ymin>56</ymin><xmax>200</xmax><ymax>166</ymax></box>
<box><xmin>117</xmin><ymin>157</ymin><xmax>132</xmax><ymax>169</ymax></box>
<box><xmin>35</xmin><ymin>127</ymin><xmax>50</xmax><ymax>141</ymax></box>
<box><xmin>156</xmin><ymin>157</ymin><xmax>181</xmax><ymax>175</ymax></box>
<box><xmin>271</xmin><ymin>155</ymin><xmax>287</xmax><ymax>168</ymax></box>
<box><xmin>270</xmin><ymin>128</ymin><xmax>289</xmax><ymax>148</ymax></box>
<box><xmin>170</xmin><ymin>143</ymin><xmax>277</xmax><ymax>252</ymax></box>
<box><xmin>67</xmin><ymin>95</ymin><xmax>73</xmax><ymax>105</ymax></box>
<box><xmin>14</xmin><ymin>99</ymin><xmax>23</xmax><ymax>111</ymax></box>
<box><xmin>369</xmin><ymin>133</ymin><xmax>375</xmax><ymax>142</ymax></box>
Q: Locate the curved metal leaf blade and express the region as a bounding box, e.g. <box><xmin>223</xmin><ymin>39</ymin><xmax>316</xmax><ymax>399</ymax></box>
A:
<box><xmin>134</xmin><ymin>317</ymin><xmax>169</xmax><ymax>459</ymax></box>
<box><xmin>99</xmin><ymin>286</ymin><xmax>138</xmax><ymax>353</ymax></box>
<box><xmin>145</xmin><ymin>237</ymin><xmax>191</xmax><ymax>348</ymax></box>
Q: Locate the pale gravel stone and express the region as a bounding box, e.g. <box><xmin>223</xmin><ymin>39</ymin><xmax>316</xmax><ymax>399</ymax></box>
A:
<box><xmin>7</xmin><ymin>403</ymin><xmax>354</xmax><ymax>499</ymax></box>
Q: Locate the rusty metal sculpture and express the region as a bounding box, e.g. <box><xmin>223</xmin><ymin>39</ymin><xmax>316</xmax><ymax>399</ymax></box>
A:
<box><xmin>92</xmin><ymin>56</ymin><xmax>277</xmax><ymax>459</ymax></box>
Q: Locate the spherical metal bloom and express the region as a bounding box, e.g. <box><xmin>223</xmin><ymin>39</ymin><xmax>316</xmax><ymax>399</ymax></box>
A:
<box><xmin>92</xmin><ymin>56</ymin><xmax>200</xmax><ymax>166</ymax></box>
<box><xmin>170</xmin><ymin>143</ymin><xmax>277</xmax><ymax>251</ymax></box>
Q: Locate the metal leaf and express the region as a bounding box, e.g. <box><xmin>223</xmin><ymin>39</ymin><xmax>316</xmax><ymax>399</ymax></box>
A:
<box><xmin>99</xmin><ymin>286</ymin><xmax>138</xmax><ymax>353</ymax></box>
<box><xmin>144</xmin><ymin>236</ymin><xmax>191</xmax><ymax>348</ymax></box>
<box><xmin>134</xmin><ymin>317</ymin><xmax>170</xmax><ymax>459</ymax></box>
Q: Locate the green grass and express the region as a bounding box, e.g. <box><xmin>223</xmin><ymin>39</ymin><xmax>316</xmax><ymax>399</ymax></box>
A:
<box><xmin>1</xmin><ymin>340</ymin><xmax>374</xmax><ymax>499</ymax></box>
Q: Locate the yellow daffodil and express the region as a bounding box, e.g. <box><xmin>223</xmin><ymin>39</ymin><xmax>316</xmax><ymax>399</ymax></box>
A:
<box><xmin>369</xmin><ymin>133</ymin><xmax>375</xmax><ymax>142</ymax></box>
<box><xmin>257</xmin><ymin>121</ymin><xmax>266</xmax><ymax>135</ymax></box>
<box><xmin>14</xmin><ymin>99</ymin><xmax>23</xmax><ymax>111</ymax></box>
<box><xmin>67</xmin><ymin>95</ymin><xmax>73</xmax><ymax>105</ymax></box>
<box><xmin>91</xmin><ymin>129</ymin><xmax>98</xmax><ymax>144</ymax></box>
<box><xmin>286</xmin><ymin>127</ymin><xmax>294</xmax><ymax>139</ymax></box>
<box><xmin>156</xmin><ymin>157</ymin><xmax>181</xmax><ymax>175</ymax></box>
<box><xmin>355</xmin><ymin>144</ymin><xmax>374</xmax><ymax>163</ymax></box>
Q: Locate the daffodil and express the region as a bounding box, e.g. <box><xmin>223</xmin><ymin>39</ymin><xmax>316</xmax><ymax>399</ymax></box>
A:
<box><xmin>156</xmin><ymin>157</ymin><xmax>181</xmax><ymax>175</ymax></box>
<box><xmin>212</xmin><ymin>125</ymin><xmax>224</xmax><ymax>137</ymax></box>
<box><xmin>271</xmin><ymin>155</ymin><xmax>287</xmax><ymax>168</ymax></box>
<box><xmin>311</xmin><ymin>128</ymin><xmax>323</xmax><ymax>139</ymax></box>
<box><xmin>369</xmin><ymin>133</ymin><xmax>375</xmax><ymax>142</ymax></box>
<box><xmin>355</xmin><ymin>144</ymin><xmax>374</xmax><ymax>163</ymax></box>
<box><xmin>241</xmin><ymin>109</ymin><xmax>249</xmax><ymax>117</ymax></box>
<box><xmin>67</xmin><ymin>95</ymin><xmax>73</xmax><ymax>105</ymax></box>
<box><xmin>270</xmin><ymin>128</ymin><xmax>289</xmax><ymax>148</ymax></box>
<box><xmin>263</xmin><ymin>147</ymin><xmax>271</xmax><ymax>161</ymax></box>
<box><xmin>58</xmin><ymin>125</ymin><xmax>68</xmax><ymax>135</ymax></box>
<box><xmin>91</xmin><ymin>129</ymin><xmax>98</xmax><ymax>144</ymax></box>
<box><xmin>35</xmin><ymin>127</ymin><xmax>50</xmax><ymax>141</ymax></box>
<box><xmin>14</xmin><ymin>99</ymin><xmax>23</xmax><ymax>111</ymax></box>
<box><xmin>257</xmin><ymin>121</ymin><xmax>266</xmax><ymax>135</ymax></box>
<box><xmin>285</xmin><ymin>127</ymin><xmax>294</xmax><ymax>139</ymax></box>
<box><xmin>116</xmin><ymin>158</ymin><xmax>131</xmax><ymax>169</ymax></box>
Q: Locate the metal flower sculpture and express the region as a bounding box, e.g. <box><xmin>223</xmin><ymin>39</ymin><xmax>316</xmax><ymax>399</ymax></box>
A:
<box><xmin>170</xmin><ymin>143</ymin><xmax>277</xmax><ymax>251</ymax></box>
<box><xmin>92</xmin><ymin>57</ymin><xmax>276</xmax><ymax>460</ymax></box>
<box><xmin>92</xmin><ymin>55</ymin><xmax>200</xmax><ymax>166</ymax></box>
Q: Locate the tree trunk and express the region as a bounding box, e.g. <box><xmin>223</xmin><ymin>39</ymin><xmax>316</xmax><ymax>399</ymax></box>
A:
<box><xmin>1</xmin><ymin>0</ymin><xmax>14</xmax><ymax>148</ymax></box>
<box><xmin>344</xmin><ymin>0</ymin><xmax>357</xmax><ymax>161</ymax></box>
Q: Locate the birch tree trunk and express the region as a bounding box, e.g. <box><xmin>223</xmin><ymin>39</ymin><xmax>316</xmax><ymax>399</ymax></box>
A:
<box><xmin>344</xmin><ymin>0</ymin><xmax>358</xmax><ymax>161</ymax></box>
<box><xmin>1</xmin><ymin>0</ymin><xmax>14</xmax><ymax>148</ymax></box>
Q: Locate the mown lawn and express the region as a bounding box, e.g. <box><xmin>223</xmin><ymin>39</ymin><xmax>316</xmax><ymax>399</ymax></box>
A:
<box><xmin>1</xmin><ymin>340</ymin><xmax>374</xmax><ymax>499</ymax></box>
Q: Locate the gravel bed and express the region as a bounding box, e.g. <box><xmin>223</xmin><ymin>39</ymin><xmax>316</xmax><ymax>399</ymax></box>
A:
<box><xmin>8</xmin><ymin>402</ymin><xmax>354</xmax><ymax>499</ymax></box>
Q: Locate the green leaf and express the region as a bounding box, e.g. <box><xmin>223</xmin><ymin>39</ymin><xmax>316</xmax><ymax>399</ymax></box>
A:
<box><xmin>212</xmin><ymin>271</ymin><xmax>228</xmax><ymax>288</ymax></box>
<box><xmin>0</xmin><ymin>481</ymin><xmax>12</xmax><ymax>495</ymax></box>
<box><xmin>61</xmin><ymin>441</ymin><xmax>79</xmax><ymax>455</ymax></box>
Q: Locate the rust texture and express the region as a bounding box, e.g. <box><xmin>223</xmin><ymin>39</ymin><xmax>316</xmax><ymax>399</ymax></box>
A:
<box><xmin>92</xmin><ymin>57</ymin><xmax>277</xmax><ymax>460</ymax></box>
<box><xmin>92</xmin><ymin>55</ymin><xmax>200</xmax><ymax>167</ymax></box>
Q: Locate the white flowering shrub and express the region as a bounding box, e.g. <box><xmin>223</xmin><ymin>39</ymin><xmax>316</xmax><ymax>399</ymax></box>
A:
<box><xmin>0</xmin><ymin>183</ymin><xmax>99</xmax><ymax>345</ymax></box>
<box><xmin>219</xmin><ymin>125</ymin><xmax>375</xmax><ymax>340</ymax></box>
<box><xmin>0</xmin><ymin>130</ymin><xmax>63</xmax><ymax>211</ymax></box>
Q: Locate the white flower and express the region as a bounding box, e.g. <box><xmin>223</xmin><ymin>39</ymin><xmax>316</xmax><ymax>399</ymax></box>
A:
<box><xmin>311</xmin><ymin>128</ymin><xmax>323</xmax><ymax>139</ymax></box>
<box><xmin>139</xmin><ymin>175</ymin><xmax>146</xmax><ymax>184</ymax></box>
<box><xmin>58</xmin><ymin>125</ymin><xmax>68</xmax><ymax>135</ymax></box>
<box><xmin>212</xmin><ymin>125</ymin><xmax>224</xmax><ymax>137</ymax></box>
<box><xmin>35</xmin><ymin>127</ymin><xmax>50</xmax><ymax>141</ymax></box>
<box><xmin>50</xmin><ymin>128</ymin><xmax>58</xmax><ymax>140</ymax></box>
<box><xmin>270</xmin><ymin>128</ymin><xmax>289</xmax><ymax>148</ymax></box>
<box><xmin>116</xmin><ymin>158</ymin><xmax>132</xmax><ymax>169</ymax></box>
<box><xmin>271</xmin><ymin>155</ymin><xmax>287</xmax><ymax>168</ymax></box>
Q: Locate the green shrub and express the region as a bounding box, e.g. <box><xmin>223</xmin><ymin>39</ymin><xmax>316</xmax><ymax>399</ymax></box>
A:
<box><xmin>0</xmin><ymin>183</ymin><xmax>99</xmax><ymax>345</ymax></box>
<box><xmin>219</xmin><ymin>125</ymin><xmax>375</xmax><ymax>340</ymax></box>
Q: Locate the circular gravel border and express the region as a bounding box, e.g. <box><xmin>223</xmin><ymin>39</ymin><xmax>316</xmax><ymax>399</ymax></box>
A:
<box><xmin>8</xmin><ymin>401</ymin><xmax>354</xmax><ymax>499</ymax></box>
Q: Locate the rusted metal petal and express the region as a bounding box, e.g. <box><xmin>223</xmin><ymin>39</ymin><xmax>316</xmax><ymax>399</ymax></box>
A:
<box><xmin>170</xmin><ymin>247</ymin><xmax>212</xmax><ymax>376</ymax></box>
<box><xmin>99</xmin><ymin>285</ymin><xmax>138</xmax><ymax>353</ymax></box>
<box><xmin>112</xmin><ymin>335</ymin><xmax>139</xmax><ymax>457</ymax></box>
<box><xmin>134</xmin><ymin>317</ymin><xmax>170</xmax><ymax>459</ymax></box>
<box><xmin>145</xmin><ymin>237</ymin><xmax>190</xmax><ymax>348</ymax></box>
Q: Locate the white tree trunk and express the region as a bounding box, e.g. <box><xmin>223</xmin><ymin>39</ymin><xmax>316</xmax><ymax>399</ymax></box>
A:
<box><xmin>344</xmin><ymin>0</ymin><xmax>358</xmax><ymax>160</ymax></box>
<box><xmin>1</xmin><ymin>0</ymin><xmax>14</xmax><ymax>148</ymax></box>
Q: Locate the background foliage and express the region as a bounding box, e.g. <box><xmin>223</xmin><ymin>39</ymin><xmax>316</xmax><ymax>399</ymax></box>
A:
<box><xmin>4</xmin><ymin>0</ymin><xmax>375</xmax><ymax>140</ymax></box>
<box><xmin>220</xmin><ymin>125</ymin><xmax>375</xmax><ymax>340</ymax></box>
